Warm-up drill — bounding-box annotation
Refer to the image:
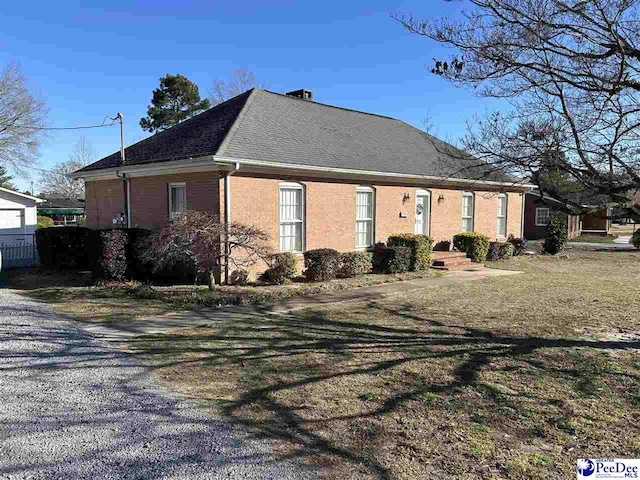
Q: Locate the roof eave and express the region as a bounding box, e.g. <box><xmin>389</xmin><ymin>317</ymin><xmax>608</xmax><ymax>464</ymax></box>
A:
<box><xmin>0</xmin><ymin>186</ymin><xmax>44</xmax><ymax>202</ymax></box>
<box><xmin>213</xmin><ymin>155</ymin><xmax>535</xmax><ymax>190</ymax></box>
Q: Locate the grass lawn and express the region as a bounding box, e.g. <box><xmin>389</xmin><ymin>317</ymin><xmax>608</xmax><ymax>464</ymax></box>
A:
<box><xmin>569</xmin><ymin>234</ymin><xmax>617</xmax><ymax>243</ymax></box>
<box><xmin>6</xmin><ymin>268</ymin><xmax>437</xmax><ymax>323</ymax></box>
<box><xmin>122</xmin><ymin>251</ymin><xmax>640</xmax><ymax>479</ymax></box>
<box><xmin>611</xmin><ymin>223</ymin><xmax>639</xmax><ymax>236</ymax></box>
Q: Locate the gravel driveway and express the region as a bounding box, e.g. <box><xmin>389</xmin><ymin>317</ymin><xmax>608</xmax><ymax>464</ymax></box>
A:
<box><xmin>0</xmin><ymin>288</ymin><xmax>317</xmax><ymax>479</ymax></box>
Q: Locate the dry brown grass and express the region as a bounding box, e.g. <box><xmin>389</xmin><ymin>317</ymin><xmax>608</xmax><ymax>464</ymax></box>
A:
<box><xmin>6</xmin><ymin>268</ymin><xmax>437</xmax><ymax>324</ymax></box>
<box><xmin>128</xmin><ymin>251</ymin><xmax>640</xmax><ymax>479</ymax></box>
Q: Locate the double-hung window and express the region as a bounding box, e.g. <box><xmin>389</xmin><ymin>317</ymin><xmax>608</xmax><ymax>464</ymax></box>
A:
<box><xmin>461</xmin><ymin>192</ymin><xmax>474</xmax><ymax>232</ymax></box>
<box><xmin>535</xmin><ymin>207</ymin><xmax>551</xmax><ymax>226</ymax></box>
<box><xmin>279</xmin><ymin>183</ymin><xmax>304</xmax><ymax>252</ymax></box>
<box><xmin>496</xmin><ymin>193</ymin><xmax>508</xmax><ymax>237</ymax></box>
<box><xmin>169</xmin><ymin>183</ymin><xmax>186</xmax><ymax>221</ymax></box>
<box><xmin>355</xmin><ymin>186</ymin><xmax>375</xmax><ymax>248</ymax></box>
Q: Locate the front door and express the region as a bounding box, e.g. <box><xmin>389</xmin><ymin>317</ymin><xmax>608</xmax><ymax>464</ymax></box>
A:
<box><xmin>414</xmin><ymin>193</ymin><xmax>430</xmax><ymax>236</ymax></box>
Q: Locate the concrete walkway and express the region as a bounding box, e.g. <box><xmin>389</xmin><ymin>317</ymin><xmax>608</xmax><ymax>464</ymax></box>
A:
<box><xmin>569</xmin><ymin>235</ymin><xmax>635</xmax><ymax>250</ymax></box>
<box><xmin>81</xmin><ymin>267</ymin><xmax>521</xmax><ymax>340</ymax></box>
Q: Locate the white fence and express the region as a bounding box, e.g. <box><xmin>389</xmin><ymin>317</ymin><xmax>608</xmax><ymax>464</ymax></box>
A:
<box><xmin>0</xmin><ymin>234</ymin><xmax>38</xmax><ymax>269</ymax></box>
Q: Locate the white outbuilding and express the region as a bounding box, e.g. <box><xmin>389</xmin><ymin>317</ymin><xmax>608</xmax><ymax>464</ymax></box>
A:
<box><xmin>0</xmin><ymin>187</ymin><xmax>43</xmax><ymax>269</ymax></box>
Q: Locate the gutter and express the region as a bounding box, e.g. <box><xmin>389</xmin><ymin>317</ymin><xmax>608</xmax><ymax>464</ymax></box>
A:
<box><xmin>213</xmin><ymin>156</ymin><xmax>536</xmax><ymax>190</ymax></box>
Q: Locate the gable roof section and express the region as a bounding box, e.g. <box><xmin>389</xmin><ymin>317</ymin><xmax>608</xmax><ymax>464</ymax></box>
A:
<box><xmin>0</xmin><ymin>187</ymin><xmax>43</xmax><ymax>203</ymax></box>
<box><xmin>77</xmin><ymin>89</ymin><xmax>515</xmax><ymax>184</ymax></box>
<box><xmin>77</xmin><ymin>90</ymin><xmax>253</xmax><ymax>172</ymax></box>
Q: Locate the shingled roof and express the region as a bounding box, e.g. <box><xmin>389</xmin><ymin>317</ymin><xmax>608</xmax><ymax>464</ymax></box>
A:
<box><xmin>77</xmin><ymin>89</ymin><xmax>512</xmax><ymax>183</ymax></box>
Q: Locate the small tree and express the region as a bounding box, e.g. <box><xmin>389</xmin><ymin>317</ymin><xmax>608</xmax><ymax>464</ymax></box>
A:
<box><xmin>543</xmin><ymin>218</ymin><xmax>568</xmax><ymax>255</ymax></box>
<box><xmin>139</xmin><ymin>74</ymin><xmax>210</xmax><ymax>133</ymax></box>
<box><xmin>0</xmin><ymin>165</ymin><xmax>16</xmax><ymax>190</ymax></box>
<box><xmin>209</xmin><ymin>68</ymin><xmax>267</xmax><ymax>106</ymax></box>
<box><xmin>145</xmin><ymin>210</ymin><xmax>272</xmax><ymax>290</ymax></box>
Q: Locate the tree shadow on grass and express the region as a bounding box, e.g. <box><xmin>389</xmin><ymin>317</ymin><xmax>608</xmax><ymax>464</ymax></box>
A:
<box><xmin>124</xmin><ymin>300</ymin><xmax>640</xmax><ymax>478</ymax></box>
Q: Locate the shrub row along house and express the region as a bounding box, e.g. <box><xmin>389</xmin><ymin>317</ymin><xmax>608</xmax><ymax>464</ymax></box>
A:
<box><xmin>73</xmin><ymin>88</ymin><xmax>530</xmax><ymax>279</ymax></box>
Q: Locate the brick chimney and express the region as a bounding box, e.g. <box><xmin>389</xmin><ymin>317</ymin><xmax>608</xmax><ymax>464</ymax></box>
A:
<box><xmin>285</xmin><ymin>89</ymin><xmax>313</xmax><ymax>100</ymax></box>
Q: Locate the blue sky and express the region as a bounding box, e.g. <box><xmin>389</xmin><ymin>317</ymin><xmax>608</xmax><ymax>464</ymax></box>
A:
<box><xmin>1</xmin><ymin>0</ymin><xmax>499</xmax><ymax>192</ymax></box>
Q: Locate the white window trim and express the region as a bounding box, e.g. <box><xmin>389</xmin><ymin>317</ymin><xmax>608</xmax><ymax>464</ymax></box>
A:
<box><xmin>415</xmin><ymin>189</ymin><xmax>431</xmax><ymax>236</ymax></box>
<box><xmin>355</xmin><ymin>185</ymin><xmax>375</xmax><ymax>249</ymax></box>
<box><xmin>496</xmin><ymin>193</ymin><xmax>508</xmax><ymax>238</ymax></box>
<box><xmin>168</xmin><ymin>182</ymin><xmax>186</xmax><ymax>221</ymax></box>
<box><xmin>535</xmin><ymin>207</ymin><xmax>551</xmax><ymax>227</ymax></box>
<box><xmin>461</xmin><ymin>192</ymin><xmax>475</xmax><ymax>232</ymax></box>
<box><xmin>278</xmin><ymin>182</ymin><xmax>305</xmax><ymax>253</ymax></box>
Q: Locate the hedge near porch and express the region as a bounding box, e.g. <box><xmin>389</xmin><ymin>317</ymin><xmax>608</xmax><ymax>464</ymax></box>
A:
<box><xmin>387</xmin><ymin>233</ymin><xmax>434</xmax><ymax>271</ymax></box>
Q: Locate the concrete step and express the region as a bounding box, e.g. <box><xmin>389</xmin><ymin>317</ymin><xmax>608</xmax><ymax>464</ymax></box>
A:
<box><xmin>432</xmin><ymin>259</ymin><xmax>472</xmax><ymax>268</ymax></box>
<box><xmin>431</xmin><ymin>251</ymin><xmax>468</xmax><ymax>261</ymax></box>
<box><xmin>431</xmin><ymin>262</ymin><xmax>484</xmax><ymax>271</ymax></box>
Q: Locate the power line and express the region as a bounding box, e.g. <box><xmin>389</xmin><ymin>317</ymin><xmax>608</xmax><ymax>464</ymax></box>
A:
<box><xmin>30</xmin><ymin>116</ymin><xmax>118</xmax><ymax>131</ymax></box>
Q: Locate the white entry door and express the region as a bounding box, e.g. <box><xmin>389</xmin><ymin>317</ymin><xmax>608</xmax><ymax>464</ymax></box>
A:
<box><xmin>414</xmin><ymin>192</ymin><xmax>430</xmax><ymax>236</ymax></box>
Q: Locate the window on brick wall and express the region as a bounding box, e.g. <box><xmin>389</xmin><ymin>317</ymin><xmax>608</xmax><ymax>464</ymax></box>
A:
<box><xmin>355</xmin><ymin>186</ymin><xmax>375</xmax><ymax>249</ymax></box>
<box><xmin>461</xmin><ymin>192</ymin><xmax>474</xmax><ymax>232</ymax></box>
<box><xmin>279</xmin><ymin>182</ymin><xmax>304</xmax><ymax>252</ymax></box>
<box><xmin>168</xmin><ymin>183</ymin><xmax>186</xmax><ymax>221</ymax></box>
<box><xmin>496</xmin><ymin>193</ymin><xmax>508</xmax><ymax>237</ymax></box>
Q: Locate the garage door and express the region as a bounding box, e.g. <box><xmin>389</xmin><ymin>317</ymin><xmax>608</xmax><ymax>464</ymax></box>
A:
<box><xmin>0</xmin><ymin>209</ymin><xmax>23</xmax><ymax>229</ymax></box>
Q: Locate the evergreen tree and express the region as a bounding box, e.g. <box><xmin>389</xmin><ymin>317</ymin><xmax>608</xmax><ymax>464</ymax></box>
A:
<box><xmin>0</xmin><ymin>165</ymin><xmax>16</xmax><ymax>190</ymax></box>
<box><xmin>139</xmin><ymin>74</ymin><xmax>210</xmax><ymax>132</ymax></box>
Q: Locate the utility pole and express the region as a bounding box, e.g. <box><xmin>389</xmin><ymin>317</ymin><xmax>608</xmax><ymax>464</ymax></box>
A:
<box><xmin>115</xmin><ymin>113</ymin><xmax>131</xmax><ymax>228</ymax></box>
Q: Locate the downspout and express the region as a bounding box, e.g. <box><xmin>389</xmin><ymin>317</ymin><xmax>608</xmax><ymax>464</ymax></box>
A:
<box><xmin>223</xmin><ymin>163</ymin><xmax>240</xmax><ymax>284</ymax></box>
<box><xmin>116</xmin><ymin>171</ymin><xmax>131</xmax><ymax>228</ymax></box>
<box><xmin>520</xmin><ymin>192</ymin><xmax>525</xmax><ymax>238</ymax></box>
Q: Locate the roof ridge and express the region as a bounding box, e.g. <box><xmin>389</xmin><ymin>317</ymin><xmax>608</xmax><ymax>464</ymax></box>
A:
<box><xmin>257</xmin><ymin>88</ymin><xmax>399</xmax><ymax>121</ymax></box>
<box><xmin>216</xmin><ymin>89</ymin><xmax>258</xmax><ymax>157</ymax></box>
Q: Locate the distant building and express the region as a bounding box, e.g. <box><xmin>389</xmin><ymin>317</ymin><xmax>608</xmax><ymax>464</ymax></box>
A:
<box><xmin>37</xmin><ymin>198</ymin><xmax>85</xmax><ymax>226</ymax></box>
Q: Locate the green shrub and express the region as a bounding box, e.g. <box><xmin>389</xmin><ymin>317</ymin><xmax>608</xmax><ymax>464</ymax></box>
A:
<box><xmin>499</xmin><ymin>242</ymin><xmax>515</xmax><ymax>258</ymax></box>
<box><xmin>543</xmin><ymin>217</ymin><xmax>568</xmax><ymax>255</ymax></box>
<box><xmin>371</xmin><ymin>243</ymin><xmax>387</xmax><ymax>273</ymax></box>
<box><xmin>338</xmin><ymin>251</ymin><xmax>373</xmax><ymax>278</ymax></box>
<box><xmin>453</xmin><ymin>232</ymin><xmax>490</xmax><ymax>263</ymax></box>
<box><xmin>382</xmin><ymin>246</ymin><xmax>412</xmax><ymax>273</ymax></box>
<box><xmin>433</xmin><ymin>240</ymin><xmax>451</xmax><ymax>252</ymax></box>
<box><xmin>35</xmin><ymin>226</ymin><xmax>92</xmax><ymax>269</ymax></box>
<box><xmin>632</xmin><ymin>230</ymin><xmax>640</xmax><ymax>249</ymax></box>
<box><xmin>488</xmin><ymin>241</ymin><xmax>515</xmax><ymax>261</ymax></box>
<box><xmin>36</xmin><ymin>216</ymin><xmax>54</xmax><ymax>229</ymax></box>
<box><xmin>487</xmin><ymin>242</ymin><xmax>501</xmax><ymax>261</ymax></box>
<box><xmin>304</xmin><ymin>248</ymin><xmax>341</xmax><ymax>282</ymax></box>
<box><xmin>266</xmin><ymin>252</ymin><xmax>298</xmax><ymax>284</ymax></box>
<box><xmin>387</xmin><ymin>233</ymin><xmax>434</xmax><ymax>271</ymax></box>
<box><xmin>507</xmin><ymin>234</ymin><xmax>528</xmax><ymax>256</ymax></box>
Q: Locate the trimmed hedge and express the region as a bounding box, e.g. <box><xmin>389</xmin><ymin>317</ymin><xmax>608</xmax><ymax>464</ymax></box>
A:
<box><xmin>487</xmin><ymin>241</ymin><xmax>515</xmax><ymax>261</ymax></box>
<box><xmin>266</xmin><ymin>252</ymin><xmax>298</xmax><ymax>284</ymax></box>
<box><xmin>543</xmin><ymin>217</ymin><xmax>568</xmax><ymax>255</ymax></box>
<box><xmin>36</xmin><ymin>226</ymin><xmax>92</xmax><ymax>269</ymax></box>
<box><xmin>433</xmin><ymin>240</ymin><xmax>451</xmax><ymax>252</ymax></box>
<box><xmin>304</xmin><ymin>248</ymin><xmax>341</xmax><ymax>282</ymax></box>
<box><xmin>382</xmin><ymin>246</ymin><xmax>412</xmax><ymax>273</ymax></box>
<box><xmin>339</xmin><ymin>251</ymin><xmax>373</xmax><ymax>278</ymax></box>
<box><xmin>632</xmin><ymin>230</ymin><xmax>640</xmax><ymax>249</ymax></box>
<box><xmin>507</xmin><ymin>234</ymin><xmax>528</xmax><ymax>256</ymax></box>
<box><xmin>387</xmin><ymin>233</ymin><xmax>434</xmax><ymax>271</ymax></box>
<box><xmin>453</xmin><ymin>232</ymin><xmax>490</xmax><ymax>263</ymax></box>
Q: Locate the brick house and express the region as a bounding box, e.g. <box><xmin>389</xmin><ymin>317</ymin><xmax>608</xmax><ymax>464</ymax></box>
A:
<box><xmin>73</xmin><ymin>88</ymin><xmax>530</xmax><ymax>276</ymax></box>
<box><xmin>524</xmin><ymin>190</ymin><xmax>611</xmax><ymax>240</ymax></box>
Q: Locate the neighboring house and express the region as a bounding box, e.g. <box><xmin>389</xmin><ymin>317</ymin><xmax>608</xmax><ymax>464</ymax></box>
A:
<box><xmin>73</xmin><ymin>88</ymin><xmax>531</xmax><ymax>276</ymax></box>
<box><xmin>38</xmin><ymin>197</ymin><xmax>86</xmax><ymax>226</ymax></box>
<box><xmin>524</xmin><ymin>190</ymin><xmax>611</xmax><ymax>240</ymax></box>
<box><xmin>0</xmin><ymin>187</ymin><xmax>43</xmax><ymax>268</ymax></box>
